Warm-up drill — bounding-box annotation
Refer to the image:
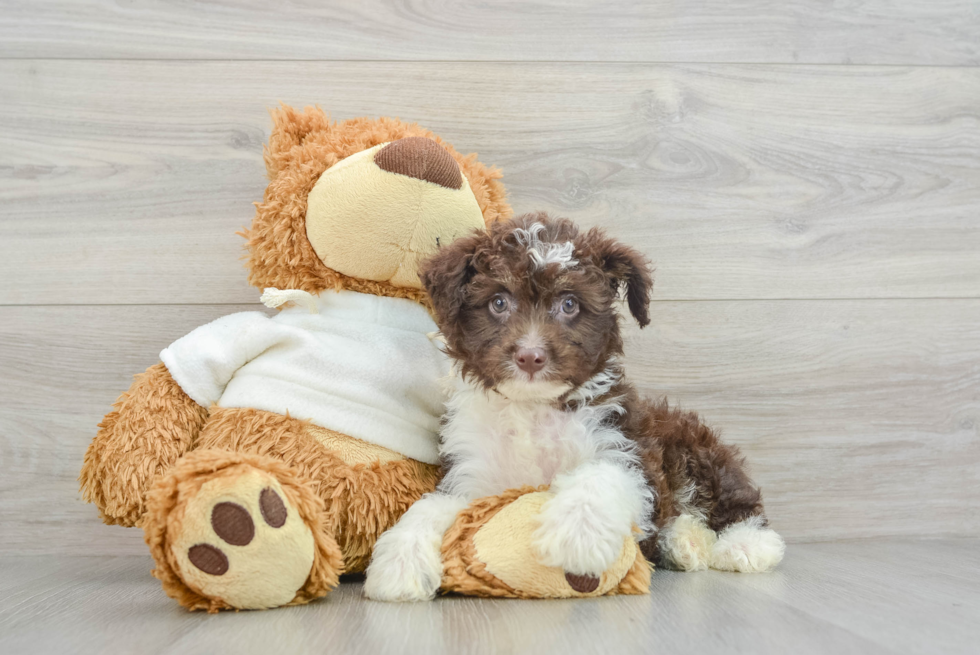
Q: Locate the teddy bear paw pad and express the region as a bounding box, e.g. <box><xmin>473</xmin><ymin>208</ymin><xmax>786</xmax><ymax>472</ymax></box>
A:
<box><xmin>170</xmin><ymin>471</ymin><xmax>316</xmax><ymax>609</ymax></box>
<box><xmin>564</xmin><ymin>573</ymin><xmax>600</xmax><ymax>593</ymax></box>
<box><xmin>187</xmin><ymin>543</ymin><xmax>229</xmax><ymax>575</ymax></box>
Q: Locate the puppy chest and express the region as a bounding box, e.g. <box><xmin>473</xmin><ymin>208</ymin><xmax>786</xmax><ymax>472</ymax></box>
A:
<box><xmin>484</xmin><ymin>405</ymin><xmax>591</xmax><ymax>484</ymax></box>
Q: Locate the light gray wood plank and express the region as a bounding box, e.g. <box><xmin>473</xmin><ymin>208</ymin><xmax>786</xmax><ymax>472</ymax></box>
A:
<box><xmin>0</xmin><ymin>556</ymin><xmax>205</xmax><ymax>654</ymax></box>
<box><xmin>2</xmin><ymin>61</ymin><xmax>979</xmax><ymax>305</ymax></box>
<box><xmin>1</xmin><ymin>300</ymin><xmax>977</xmax><ymax>555</ymax></box>
<box><xmin>0</xmin><ymin>1</ymin><xmax>978</xmax><ymax>65</ymax></box>
<box><xmin>0</xmin><ymin>304</ymin><xmax>261</xmax><ymax>557</ymax></box>
<box><xmin>2</xmin><ymin>543</ymin><xmax>977</xmax><ymax>655</ymax></box>
<box><xmin>624</xmin><ymin>299</ymin><xmax>980</xmax><ymax>542</ymax></box>
<box><xmin>716</xmin><ymin>540</ymin><xmax>980</xmax><ymax>655</ymax></box>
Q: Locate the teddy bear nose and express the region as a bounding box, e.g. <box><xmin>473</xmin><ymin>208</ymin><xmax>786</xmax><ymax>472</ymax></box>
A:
<box><xmin>374</xmin><ymin>137</ymin><xmax>463</xmax><ymax>190</ymax></box>
<box><xmin>515</xmin><ymin>347</ymin><xmax>548</xmax><ymax>375</ymax></box>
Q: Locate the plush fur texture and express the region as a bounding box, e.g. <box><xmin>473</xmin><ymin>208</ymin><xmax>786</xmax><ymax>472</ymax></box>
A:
<box><xmin>244</xmin><ymin>105</ymin><xmax>512</xmax><ymax>307</ymax></box>
<box><xmin>144</xmin><ymin>449</ymin><xmax>343</xmax><ymax>613</ymax></box>
<box><xmin>80</xmin><ymin>363</ymin><xmax>208</xmax><ymax>527</ymax></box>
<box><xmin>417</xmin><ymin>213</ymin><xmax>784</xmax><ymax>575</ymax></box>
<box><xmin>195</xmin><ymin>407</ymin><xmax>440</xmax><ymax>574</ymax></box>
<box><xmin>141</xmin><ymin>408</ymin><xmax>441</xmax><ymax>611</ymax></box>
<box><xmin>165</xmin><ymin>464</ymin><xmax>317</xmax><ymax>609</ymax></box>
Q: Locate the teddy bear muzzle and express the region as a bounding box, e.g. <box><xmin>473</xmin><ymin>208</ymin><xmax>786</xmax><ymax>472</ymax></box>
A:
<box><xmin>304</xmin><ymin>137</ymin><xmax>487</xmax><ymax>290</ymax></box>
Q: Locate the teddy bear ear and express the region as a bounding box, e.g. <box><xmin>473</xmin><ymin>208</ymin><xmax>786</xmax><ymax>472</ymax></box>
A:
<box><xmin>263</xmin><ymin>104</ymin><xmax>332</xmax><ymax>180</ymax></box>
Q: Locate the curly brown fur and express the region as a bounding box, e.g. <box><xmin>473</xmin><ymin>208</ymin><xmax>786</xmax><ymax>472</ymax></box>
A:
<box><xmin>421</xmin><ymin>213</ymin><xmax>772</xmax><ymax>570</ymax></box>
<box><xmin>420</xmin><ymin>212</ymin><xmax>651</xmax><ymax>392</ymax></box>
<box><xmin>143</xmin><ymin>449</ymin><xmax>343</xmax><ymax>612</ymax></box>
<box><xmin>243</xmin><ymin>105</ymin><xmax>512</xmax><ymax>305</ymax></box>
<box><xmin>621</xmin><ymin>394</ymin><xmax>767</xmax><ymax>565</ymax></box>
<box><xmin>196</xmin><ymin>407</ymin><xmax>440</xmax><ymax>573</ymax></box>
<box><xmin>79</xmin><ymin>362</ymin><xmax>208</xmax><ymax>527</ymax></box>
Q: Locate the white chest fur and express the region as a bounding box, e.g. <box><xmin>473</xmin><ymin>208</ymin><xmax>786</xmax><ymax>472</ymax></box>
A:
<box><xmin>438</xmin><ymin>385</ymin><xmax>633</xmax><ymax>499</ymax></box>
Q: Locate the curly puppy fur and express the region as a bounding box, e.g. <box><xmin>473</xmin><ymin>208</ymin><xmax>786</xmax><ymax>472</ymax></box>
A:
<box><xmin>419</xmin><ymin>213</ymin><xmax>784</xmax><ymax>573</ymax></box>
<box><xmin>244</xmin><ymin>105</ymin><xmax>512</xmax><ymax>306</ymax></box>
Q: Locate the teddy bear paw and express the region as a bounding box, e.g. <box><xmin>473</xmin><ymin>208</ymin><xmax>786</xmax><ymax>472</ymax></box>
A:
<box><xmin>168</xmin><ymin>468</ymin><xmax>316</xmax><ymax>609</ymax></box>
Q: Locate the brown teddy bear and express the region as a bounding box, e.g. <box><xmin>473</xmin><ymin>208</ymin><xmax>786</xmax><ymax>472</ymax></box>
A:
<box><xmin>79</xmin><ymin>105</ymin><xmax>510</xmax><ymax>611</ymax></box>
<box><xmin>79</xmin><ymin>105</ymin><xmax>649</xmax><ymax>611</ymax></box>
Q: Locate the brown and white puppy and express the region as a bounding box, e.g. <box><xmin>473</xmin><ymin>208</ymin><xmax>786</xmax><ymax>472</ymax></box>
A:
<box><xmin>364</xmin><ymin>213</ymin><xmax>784</xmax><ymax>602</ymax></box>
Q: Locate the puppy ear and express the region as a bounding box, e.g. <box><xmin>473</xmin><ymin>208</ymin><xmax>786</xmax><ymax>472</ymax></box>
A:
<box><xmin>419</xmin><ymin>232</ymin><xmax>481</xmax><ymax>330</ymax></box>
<box><xmin>589</xmin><ymin>231</ymin><xmax>653</xmax><ymax>327</ymax></box>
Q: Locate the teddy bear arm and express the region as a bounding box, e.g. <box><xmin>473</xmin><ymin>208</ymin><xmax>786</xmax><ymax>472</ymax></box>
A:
<box><xmin>80</xmin><ymin>362</ymin><xmax>209</xmax><ymax>527</ymax></box>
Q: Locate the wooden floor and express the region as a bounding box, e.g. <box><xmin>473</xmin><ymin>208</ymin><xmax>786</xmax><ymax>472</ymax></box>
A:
<box><xmin>1</xmin><ymin>540</ymin><xmax>978</xmax><ymax>655</ymax></box>
<box><xmin>1</xmin><ymin>2</ymin><xmax>979</xmax><ymax>653</ymax></box>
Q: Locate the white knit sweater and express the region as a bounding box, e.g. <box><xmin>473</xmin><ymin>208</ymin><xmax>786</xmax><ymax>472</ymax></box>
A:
<box><xmin>160</xmin><ymin>290</ymin><xmax>449</xmax><ymax>464</ymax></box>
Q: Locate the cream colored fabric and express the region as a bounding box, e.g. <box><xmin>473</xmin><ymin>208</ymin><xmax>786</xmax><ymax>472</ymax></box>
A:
<box><xmin>170</xmin><ymin>469</ymin><xmax>315</xmax><ymax>610</ymax></box>
<box><xmin>306</xmin><ymin>425</ymin><xmax>406</xmax><ymax>465</ymax></box>
<box><xmin>259</xmin><ymin>287</ymin><xmax>319</xmax><ymax>314</ymax></box>
<box><xmin>161</xmin><ymin>290</ymin><xmax>449</xmax><ymax>464</ymax></box>
<box><xmin>305</xmin><ymin>143</ymin><xmax>486</xmax><ymax>289</ymax></box>
<box><xmin>471</xmin><ymin>491</ymin><xmax>639</xmax><ymax>598</ymax></box>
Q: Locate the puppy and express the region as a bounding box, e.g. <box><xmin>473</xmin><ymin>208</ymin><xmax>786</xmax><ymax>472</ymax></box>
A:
<box><xmin>364</xmin><ymin>213</ymin><xmax>784</xmax><ymax>601</ymax></box>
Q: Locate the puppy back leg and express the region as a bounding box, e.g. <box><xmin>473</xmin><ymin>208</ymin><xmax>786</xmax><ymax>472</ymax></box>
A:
<box><xmin>634</xmin><ymin>399</ymin><xmax>784</xmax><ymax>572</ymax></box>
<box><xmin>693</xmin><ymin>446</ymin><xmax>785</xmax><ymax>572</ymax></box>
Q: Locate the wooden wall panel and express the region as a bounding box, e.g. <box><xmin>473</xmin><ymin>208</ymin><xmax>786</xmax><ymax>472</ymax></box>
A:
<box><xmin>1</xmin><ymin>1</ymin><xmax>977</xmax><ymax>65</ymax></box>
<box><xmin>2</xmin><ymin>62</ymin><xmax>978</xmax><ymax>305</ymax></box>
<box><xmin>1</xmin><ymin>301</ymin><xmax>976</xmax><ymax>554</ymax></box>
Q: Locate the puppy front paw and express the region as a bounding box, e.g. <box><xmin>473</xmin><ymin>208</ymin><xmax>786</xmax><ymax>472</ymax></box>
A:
<box><xmin>531</xmin><ymin>496</ymin><xmax>631</xmax><ymax>577</ymax></box>
<box><xmin>363</xmin><ymin>531</ymin><xmax>442</xmax><ymax>602</ymax></box>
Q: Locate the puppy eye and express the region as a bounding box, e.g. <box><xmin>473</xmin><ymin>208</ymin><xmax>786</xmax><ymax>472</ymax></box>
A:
<box><xmin>560</xmin><ymin>297</ymin><xmax>579</xmax><ymax>315</ymax></box>
<box><xmin>489</xmin><ymin>295</ymin><xmax>509</xmax><ymax>314</ymax></box>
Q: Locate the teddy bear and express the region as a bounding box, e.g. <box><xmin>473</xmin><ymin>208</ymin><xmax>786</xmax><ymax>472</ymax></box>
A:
<box><xmin>79</xmin><ymin>105</ymin><xmax>649</xmax><ymax>612</ymax></box>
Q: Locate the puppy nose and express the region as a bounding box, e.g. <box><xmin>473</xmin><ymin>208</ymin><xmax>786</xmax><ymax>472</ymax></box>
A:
<box><xmin>373</xmin><ymin>137</ymin><xmax>463</xmax><ymax>190</ymax></box>
<box><xmin>515</xmin><ymin>347</ymin><xmax>548</xmax><ymax>375</ymax></box>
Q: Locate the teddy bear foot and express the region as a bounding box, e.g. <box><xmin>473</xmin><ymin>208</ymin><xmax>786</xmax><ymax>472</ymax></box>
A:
<box><xmin>440</xmin><ymin>487</ymin><xmax>651</xmax><ymax>599</ymax></box>
<box><xmin>143</xmin><ymin>449</ymin><xmax>344</xmax><ymax>612</ymax></box>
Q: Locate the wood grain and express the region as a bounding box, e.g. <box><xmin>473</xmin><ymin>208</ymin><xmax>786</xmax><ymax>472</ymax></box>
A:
<box><xmin>1</xmin><ymin>1</ymin><xmax>978</xmax><ymax>65</ymax></box>
<box><xmin>1</xmin><ymin>300</ymin><xmax>976</xmax><ymax>555</ymax></box>
<box><xmin>725</xmin><ymin>540</ymin><xmax>980</xmax><ymax>655</ymax></box>
<box><xmin>2</xmin><ymin>61</ymin><xmax>979</xmax><ymax>305</ymax></box>
<box><xmin>1</xmin><ymin>543</ymin><xmax>978</xmax><ymax>654</ymax></box>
